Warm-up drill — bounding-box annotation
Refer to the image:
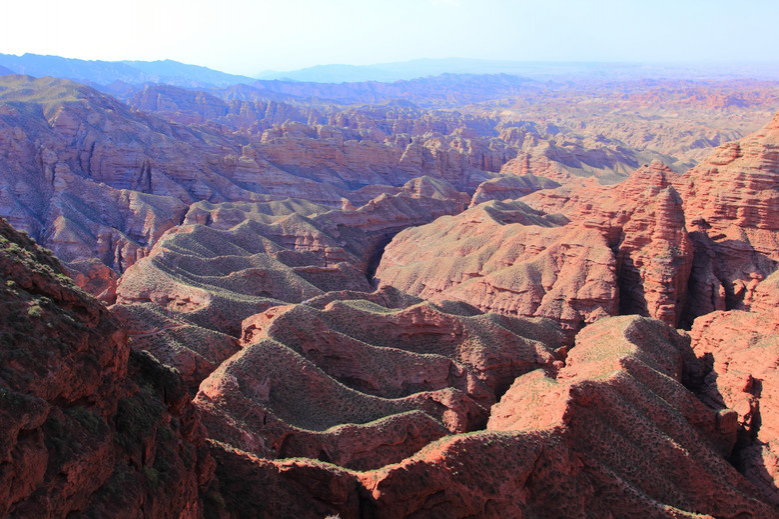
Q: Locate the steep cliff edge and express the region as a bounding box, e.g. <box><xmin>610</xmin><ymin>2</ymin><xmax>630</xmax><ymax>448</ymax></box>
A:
<box><xmin>679</xmin><ymin>113</ymin><xmax>779</xmax><ymax>318</ymax></box>
<box><xmin>0</xmin><ymin>216</ymin><xmax>220</xmax><ymax>518</ymax></box>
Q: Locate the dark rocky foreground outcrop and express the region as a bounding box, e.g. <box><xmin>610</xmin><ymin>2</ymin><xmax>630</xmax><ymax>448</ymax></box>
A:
<box><xmin>0</xmin><ymin>217</ymin><xmax>220</xmax><ymax>518</ymax></box>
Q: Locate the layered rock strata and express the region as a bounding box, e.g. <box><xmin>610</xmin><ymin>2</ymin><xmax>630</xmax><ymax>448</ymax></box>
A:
<box><xmin>195</xmin><ymin>296</ymin><xmax>565</xmax><ymax>471</ymax></box>
<box><xmin>200</xmin><ymin>316</ymin><xmax>777</xmax><ymax>518</ymax></box>
<box><xmin>690</xmin><ymin>295</ymin><xmax>779</xmax><ymax>505</ymax></box>
<box><xmin>522</xmin><ymin>160</ymin><xmax>694</xmax><ymax>326</ymax></box>
<box><xmin>375</xmin><ymin>198</ymin><xmax>619</xmax><ymax>333</ymax></box>
<box><xmin>679</xmin><ymin>113</ymin><xmax>779</xmax><ymax>314</ymax></box>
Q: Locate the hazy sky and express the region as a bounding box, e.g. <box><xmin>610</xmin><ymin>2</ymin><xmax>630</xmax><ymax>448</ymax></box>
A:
<box><xmin>2</xmin><ymin>0</ymin><xmax>777</xmax><ymax>76</ymax></box>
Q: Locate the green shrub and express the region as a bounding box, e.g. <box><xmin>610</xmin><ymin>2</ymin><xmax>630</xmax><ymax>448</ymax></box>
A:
<box><xmin>143</xmin><ymin>466</ymin><xmax>160</xmax><ymax>487</ymax></box>
<box><xmin>27</xmin><ymin>304</ymin><xmax>43</xmax><ymax>318</ymax></box>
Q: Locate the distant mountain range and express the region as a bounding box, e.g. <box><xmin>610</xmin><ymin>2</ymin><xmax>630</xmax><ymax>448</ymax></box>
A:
<box><xmin>257</xmin><ymin>58</ymin><xmax>779</xmax><ymax>83</ymax></box>
<box><xmin>2</xmin><ymin>54</ymin><xmax>779</xmax><ymax>89</ymax></box>
<box><xmin>255</xmin><ymin>58</ymin><xmax>546</xmax><ymax>83</ymax></box>
<box><xmin>97</xmin><ymin>73</ymin><xmax>539</xmax><ymax>109</ymax></box>
<box><xmin>255</xmin><ymin>58</ymin><xmax>633</xmax><ymax>82</ymax></box>
<box><xmin>0</xmin><ymin>53</ymin><xmax>255</xmax><ymax>87</ymax></box>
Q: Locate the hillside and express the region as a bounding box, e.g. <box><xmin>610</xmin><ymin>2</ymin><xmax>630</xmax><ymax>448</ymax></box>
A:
<box><xmin>2</xmin><ymin>66</ymin><xmax>779</xmax><ymax>517</ymax></box>
<box><xmin>0</xmin><ymin>74</ymin><xmax>726</xmax><ymax>275</ymax></box>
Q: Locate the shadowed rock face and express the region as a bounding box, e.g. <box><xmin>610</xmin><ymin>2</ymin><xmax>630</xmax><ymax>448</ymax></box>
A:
<box><xmin>111</xmin><ymin>303</ymin><xmax>241</xmax><ymax>395</ymax></box>
<box><xmin>63</xmin><ymin>258</ymin><xmax>119</xmax><ymax>304</ymax></box>
<box><xmin>690</xmin><ymin>298</ymin><xmax>779</xmax><ymax>506</ymax></box>
<box><xmin>0</xmin><ymin>216</ymin><xmax>220</xmax><ymax>518</ymax></box>
<box><xmin>521</xmin><ymin>160</ymin><xmax>694</xmax><ymax>327</ymax></box>
<box><xmin>679</xmin><ymin>113</ymin><xmax>779</xmax><ymax>316</ymax></box>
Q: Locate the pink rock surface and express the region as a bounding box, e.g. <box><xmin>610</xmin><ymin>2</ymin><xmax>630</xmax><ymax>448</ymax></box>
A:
<box><xmin>690</xmin><ymin>308</ymin><xmax>779</xmax><ymax>505</ymax></box>
<box><xmin>523</xmin><ymin>160</ymin><xmax>694</xmax><ymax>326</ymax></box>
<box><xmin>358</xmin><ymin>316</ymin><xmax>772</xmax><ymax>518</ymax></box>
<box><xmin>469</xmin><ymin>173</ymin><xmax>560</xmax><ymax>207</ymax></box>
<box><xmin>194</xmin><ymin>296</ymin><xmax>564</xmax><ymax>471</ymax></box>
<box><xmin>64</xmin><ymin>258</ymin><xmax>119</xmax><ymax>304</ymax></box>
<box><xmin>679</xmin><ymin>113</ymin><xmax>779</xmax><ymax>312</ymax></box>
<box><xmin>376</xmin><ymin>198</ymin><xmax>619</xmax><ymax>333</ymax></box>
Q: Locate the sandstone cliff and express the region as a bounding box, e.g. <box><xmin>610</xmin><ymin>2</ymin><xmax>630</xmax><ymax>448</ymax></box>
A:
<box><xmin>0</xmin><ymin>216</ymin><xmax>220</xmax><ymax>518</ymax></box>
<box><xmin>679</xmin><ymin>113</ymin><xmax>779</xmax><ymax>316</ymax></box>
<box><xmin>375</xmin><ymin>199</ymin><xmax>619</xmax><ymax>333</ymax></box>
<box><xmin>521</xmin><ymin>160</ymin><xmax>694</xmax><ymax>326</ymax></box>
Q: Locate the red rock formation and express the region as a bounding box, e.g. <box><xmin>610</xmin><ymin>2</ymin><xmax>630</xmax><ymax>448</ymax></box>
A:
<box><xmin>690</xmin><ymin>307</ymin><xmax>779</xmax><ymax>505</ymax></box>
<box><xmin>0</xmin><ymin>216</ymin><xmax>219</xmax><ymax>518</ymax></box>
<box><xmin>616</xmin><ymin>184</ymin><xmax>693</xmax><ymax>325</ymax></box>
<box><xmin>200</xmin><ymin>316</ymin><xmax>777</xmax><ymax>518</ymax></box>
<box><xmin>111</xmin><ymin>303</ymin><xmax>240</xmax><ymax>394</ymax></box>
<box><xmin>359</xmin><ymin>316</ymin><xmax>773</xmax><ymax>518</ymax></box>
<box><xmin>4</xmin><ymin>73</ymin><xmax>755</xmax><ymax>273</ymax></box>
<box><xmin>521</xmin><ymin>160</ymin><xmax>694</xmax><ymax>326</ymax></box>
<box><xmin>114</xmin><ymin>219</ymin><xmax>349</xmax><ymax>337</ymax></box>
<box><xmin>64</xmin><ymin>258</ymin><xmax>119</xmax><ymax>304</ymax></box>
<box><xmin>208</xmin><ymin>442</ymin><xmax>362</xmax><ymax>519</ymax></box>
<box><xmin>129</xmin><ymin>85</ymin><xmax>232</xmax><ymax>126</ymax></box>
<box><xmin>115</xmin><ymin>180</ymin><xmax>469</xmax><ymax>337</ymax></box>
<box><xmin>376</xmin><ymin>162</ymin><xmax>693</xmax><ymax>332</ymax></box>
<box><xmin>251</xmin><ymin>126</ymin><xmax>499</xmax><ymax>193</ymax></box>
<box><xmin>194</xmin><ymin>296</ymin><xmax>564</xmax><ymax>471</ymax></box>
<box><xmin>4</xmin><ymin>202</ymin><xmax>779</xmax><ymax>516</ymax></box>
<box><xmin>0</xmin><ymin>76</ymin><xmax>234</xmax><ymax>270</ymax></box>
<box><xmin>682</xmin><ymin>113</ymin><xmax>779</xmax><ymax>235</ymax></box>
<box><xmin>127</xmin><ymin>84</ymin><xmax>518</xmax><ymax>194</ymax></box>
<box><xmin>496</xmin><ymin>126</ymin><xmax>685</xmax><ymax>185</ymax></box>
<box><xmin>678</xmin><ymin>113</ymin><xmax>779</xmax><ymax>314</ymax></box>
<box><xmin>748</xmin><ymin>269</ymin><xmax>779</xmax><ymax>316</ymax></box>
<box><xmin>8</xmin><ymin>73</ymin><xmax>779</xmax><ymax>518</ymax></box>
<box><xmin>375</xmin><ymin>198</ymin><xmax>619</xmax><ymax>333</ymax></box>
<box><xmin>0</xmin><ymin>75</ymin><xmax>490</xmax><ymax>271</ymax></box>
<box><xmin>473</xmin><ymin>79</ymin><xmax>774</xmax><ymax>164</ymax></box>
<box><xmin>469</xmin><ymin>173</ymin><xmax>560</xmax><ymax>207</ymax></box>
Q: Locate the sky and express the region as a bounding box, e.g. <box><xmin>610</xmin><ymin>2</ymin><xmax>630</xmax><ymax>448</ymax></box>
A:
<box><xmin>2</xmin><ymin>0</ymin><xmax>778</xmax><ymax>76</ymax></box>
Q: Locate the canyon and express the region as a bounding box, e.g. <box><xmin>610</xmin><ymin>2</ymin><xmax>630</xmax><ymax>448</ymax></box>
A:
<box><xmin>2</xmin><ymin>63</ymin><xmax>779</xmax><ymax>517</ymax></box>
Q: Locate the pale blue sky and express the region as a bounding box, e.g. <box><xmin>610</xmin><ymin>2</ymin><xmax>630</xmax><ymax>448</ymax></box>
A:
<box><xmin>2</xmin><ymin>0</ymin><xmax>777</xmax><ymax>75</ymax></box>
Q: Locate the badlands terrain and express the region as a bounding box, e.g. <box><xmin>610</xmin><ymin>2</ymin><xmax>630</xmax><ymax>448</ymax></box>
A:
<box><xmin>2</xmin><ymin>59</ymin><xmax>779</xmax><ymax>517</ymax></box>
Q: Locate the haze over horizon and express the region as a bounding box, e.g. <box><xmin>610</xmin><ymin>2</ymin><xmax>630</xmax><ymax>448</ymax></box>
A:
<box><xmin>6</xmin><ymin>0</ymin><xmax>779</xmax><ymax>516</ymax></box>
<box><xmin>3</xmin><ymin>0</ymin><xmax>778</xmax><ymax>77</ymax></box>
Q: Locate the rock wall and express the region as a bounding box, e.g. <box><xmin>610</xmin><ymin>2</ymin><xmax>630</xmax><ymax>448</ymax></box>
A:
<box><xmin>0</xmin><ymin>216</ymin><xmax>219</xmax><ymax>518</ymax></box>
